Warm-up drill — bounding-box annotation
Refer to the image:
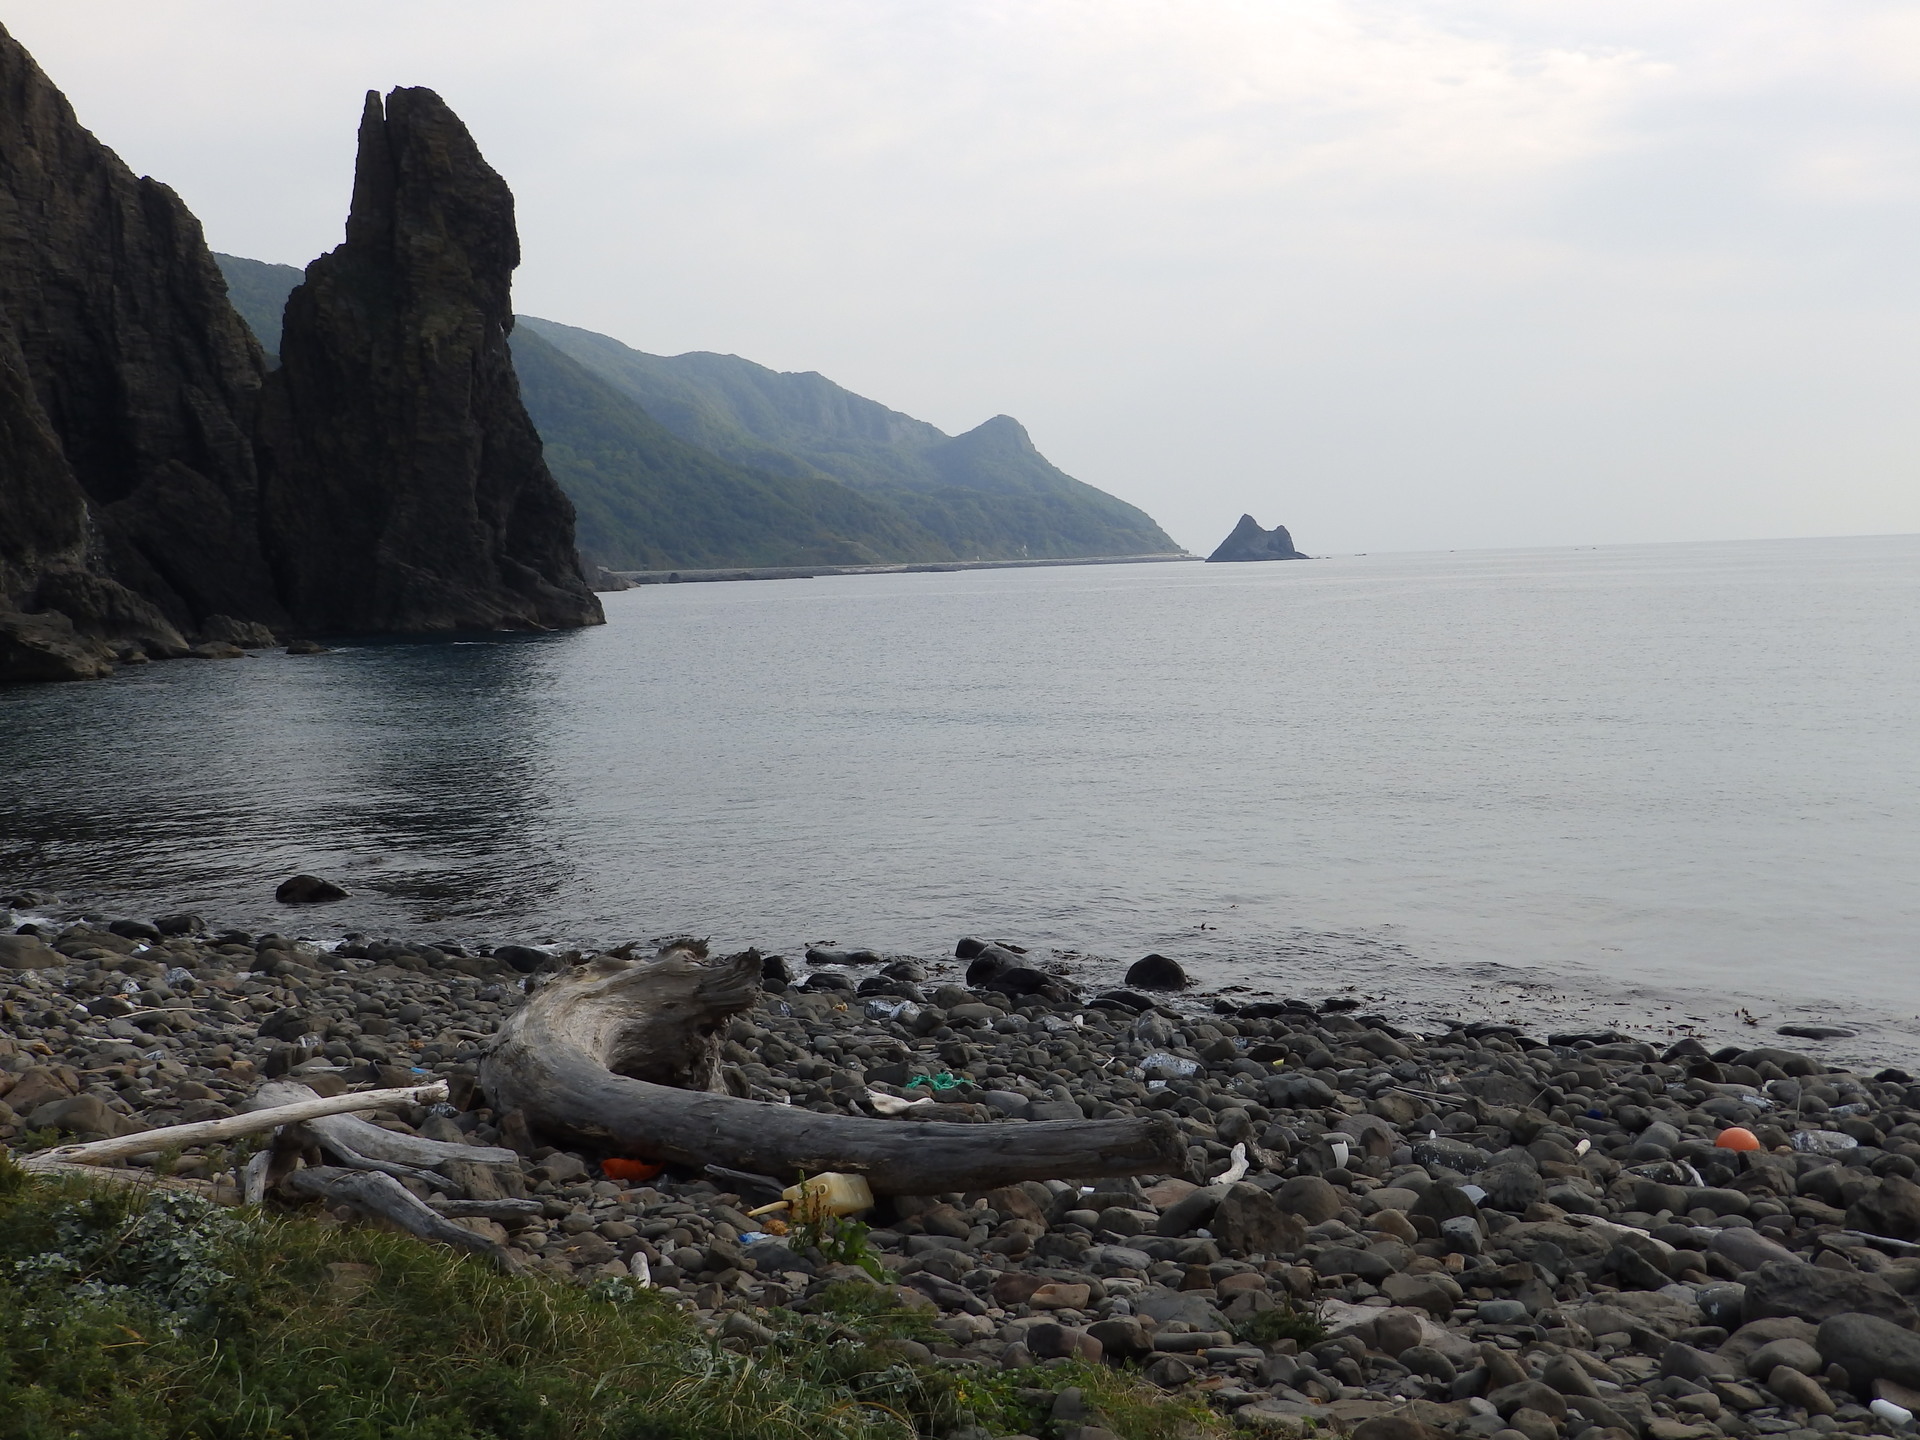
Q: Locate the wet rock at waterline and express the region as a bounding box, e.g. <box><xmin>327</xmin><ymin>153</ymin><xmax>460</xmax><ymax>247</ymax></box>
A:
<box><xmin>1124</xmin><ymin>953</ymin><xmax>1188</xmax><ymax>990</ymax></box>
<box><xmin>274</xmin><ymin>874</ymin><xmax>350</xmax><ymax>904</ymax></box>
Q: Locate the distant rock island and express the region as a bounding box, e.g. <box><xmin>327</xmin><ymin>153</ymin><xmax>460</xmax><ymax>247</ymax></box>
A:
<box><xmin>215</xmin><ymin>264</ymin><xmax>1184</xmax><ymax>573</ymax></box>
<box><xmin>1205</xmin><ymin>514</ymin><xmax>1309</xmax><ymax>562</ymax></box>
<box><xmin>0</xmin><ymin>22</ymin><xmax>599</xmax><ymax>682</ymax></box>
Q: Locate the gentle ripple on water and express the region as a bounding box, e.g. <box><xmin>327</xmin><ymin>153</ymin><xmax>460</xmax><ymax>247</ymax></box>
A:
<box><xmin>2</xmin><ymin>535</ymin><xmax>1917</xmax><ymax>1060</ymax></box>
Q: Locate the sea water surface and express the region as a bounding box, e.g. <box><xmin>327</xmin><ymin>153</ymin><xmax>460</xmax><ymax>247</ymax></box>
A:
<box><xmin>3</xmin><ymin>536</ymin><xmax>1916</xmax><ymax>1060</ymax></box>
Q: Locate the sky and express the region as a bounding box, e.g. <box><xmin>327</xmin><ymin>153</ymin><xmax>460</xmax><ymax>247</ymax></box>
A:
<box><xmin>8</xmin><ymin>2</ymin><xmax>1919</xmax><ymax>556</ymax></box>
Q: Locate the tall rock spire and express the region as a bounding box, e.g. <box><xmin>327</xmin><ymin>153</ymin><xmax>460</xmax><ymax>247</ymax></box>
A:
<box><xmin>256</xmin><ymin>87</ymin><xmax>602</xmax><ymax>633</ymax></box>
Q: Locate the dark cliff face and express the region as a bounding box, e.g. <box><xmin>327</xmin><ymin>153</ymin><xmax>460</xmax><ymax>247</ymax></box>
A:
<box><xmin>1205</xmin><ymin>514</ymin><xmax>1308</xmax><ymax>562</ymax></box>
<box><xmin>0</xmin><ymin>30</ymin><xmax>602</xmax><ymax>681</ymax></box>
<box><xmin>255</xmin><ymin>89</ymin><xmax>602</xmax><ymax>634</ymax></box>
<box><xmin>0</xmin><ymin>20</ymin><xmax>270</xmax><ymax>672</ymax></box>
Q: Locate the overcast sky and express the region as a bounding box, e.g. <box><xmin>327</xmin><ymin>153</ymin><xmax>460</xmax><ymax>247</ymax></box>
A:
<box><xmin>9</xmin><ymin>2</ymin><xmax>1919</xmax><ymax>555</ymax></box>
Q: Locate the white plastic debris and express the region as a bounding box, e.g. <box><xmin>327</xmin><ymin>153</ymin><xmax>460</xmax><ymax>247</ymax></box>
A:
<box><xmin>1872</xmin><ymin>1399</ymin><xmax>1913</xmax><ymax>1428</ymax></box>
<box><xmin>1792</xmin><ymin>1129</ymin><xmax>1860</xmax><ymax>1154</ymax></box>
<box><xmin>1574</xmin><ymin>1138</ymin><xmax>1592</xmax><ymax>1156</ymax></box>
<box><xmin>1329</xmin><ymin>1139</ymin><xmax>1351</xmax><ymax>1170</ymax></box>
<box><xmin>628</xmin><ymin>1251</ymin><xmax>653</xmax><ymax>1287</ymax></box>
<box><xmin>865</xmin><ymin>1089</ymin><xmax>933</xmax><ymax>1116</ymax></box>
<box><xmin>1213</xmin><ymin>1142</ymin><xmax>1250</xmax><ymax>1185</ymax></box>
<box><xmin>1135</xmin><ymin>1051</ymin><xmax>1201</xmax><ymax>1079</ymax></box>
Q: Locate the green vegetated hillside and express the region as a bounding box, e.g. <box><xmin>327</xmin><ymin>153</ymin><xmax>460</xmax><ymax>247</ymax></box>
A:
<box><xmin>212</xmin><ymin>253</ymin><xmax>302</xmax><ymax>361</ymax></box>
<box><xmin>212</xmin><ymin>254</ymin><xmax>1180</xmax><ymax>569</ymax></box>
<box><xmin>511</xmin><ymin>329</ymin><xmax>950</xmax><ymax>569</ymax></box>
<box><xmin>518</xmin><ymin>316</ymin><xmax>1180</xmax><ymax>561</ymax></box>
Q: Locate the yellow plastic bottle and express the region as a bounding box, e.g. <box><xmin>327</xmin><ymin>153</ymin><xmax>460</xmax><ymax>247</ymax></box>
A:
<box><xmin>746</xmin><ymin>1171</ymin><xmax>874</xmax><ymax>1218</ymax></box>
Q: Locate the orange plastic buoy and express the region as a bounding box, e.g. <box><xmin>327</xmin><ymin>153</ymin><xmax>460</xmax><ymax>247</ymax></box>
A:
<box><xmin>1716</xmin><ymin>1127</ymin><xmax>1761</xmax><ymax>1152</ymax></box>
<box><xmin>602</xmin><ymin>1157</ymin><xmax>665</xmax><ymax>1182</ymax></box>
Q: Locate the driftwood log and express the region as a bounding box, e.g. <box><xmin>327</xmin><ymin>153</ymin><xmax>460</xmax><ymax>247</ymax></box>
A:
<box><xmin>248</xmin><ymin>1081</ymin><xmax>518</xmax><ymax>1186</ymax></box>
<box><xmin>479</xmin><ymin>943</ymin><xmax>1184</xmax><ymax>1194</ymax></box>
<box><xmin>282</xmin><ymin>1165</ymin><xmax>520</xmax><ymax>1270</ymax></box>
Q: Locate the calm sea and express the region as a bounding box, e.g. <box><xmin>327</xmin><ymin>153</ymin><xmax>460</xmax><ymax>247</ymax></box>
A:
<box><xmin>4</xmin><ymin>536</ymin><xmax>1916</xmax><ymax>1060</ymax></box>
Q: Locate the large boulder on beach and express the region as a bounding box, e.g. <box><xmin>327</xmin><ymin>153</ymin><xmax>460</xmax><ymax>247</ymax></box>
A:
<box><xmin>0</xmin><ymin>933</ymin><xmax>64</xmax><ymax>970</ymax></box>
<box><xmin>1818</xmin><ymin>1313</ymin><xmax>1920</xmax><ymax>1389</ymax></box>
<box><xmin>1848</xmin><ymin>1175</ymin><xmax>1920</xmax><ymax>1241</ymax></box>
<box><xmin>1743</xmin><ymin>1259</ymin><xmax>1917</xmax><ymax>1328</ymax></box>
<box><xmin>1211</xmin><ymin>1183</ymin><xmax>1305</xmax><ymax>1255</ymax></box>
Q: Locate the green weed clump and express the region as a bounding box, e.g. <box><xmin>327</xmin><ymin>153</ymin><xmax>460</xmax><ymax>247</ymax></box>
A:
<box><xmin>0</xmin><ymin>1157</ymin><xmax>1220</xmax><ymax>1440</ymax></box>
<box><xmin>1232</xmin><ymin>1299</ymin><xmax>1328</xmax><ymax>1349</ymax></box>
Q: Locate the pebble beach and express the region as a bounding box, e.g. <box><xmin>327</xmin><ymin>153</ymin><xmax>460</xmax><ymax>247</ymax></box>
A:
<box><xmin>8</xmin><ymin>906</ymin><xmax>1920</xmax><ymax>1440</ymax></box>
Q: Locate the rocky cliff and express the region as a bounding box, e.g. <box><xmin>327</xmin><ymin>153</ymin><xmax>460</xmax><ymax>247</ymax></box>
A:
<box><xmin>255</xmin><ymin>90</ymin><xmax>601</xmax><ymax>633</ymax></box>
<box><xmin>0</xmin><ymin>25</ymin><xmax>600</xmax><ymax>682</ymax></box>
<box><xmin>1205</xmin><ymin>514</ymin><xmax>1308</xmax><ymax>562</ymax></box>
<box><xmin>0</xmin><ymin>20</ymin><xmax>271</xmax><ymax>676</ymax></box>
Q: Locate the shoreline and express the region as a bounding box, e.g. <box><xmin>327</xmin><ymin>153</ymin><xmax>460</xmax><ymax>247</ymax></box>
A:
<box><xmin>7</xmin><ymin>905</ymin><xmax>1920</xmax><ymax>1436</ymax></box>
<box><xmin>611</xmin><ymin>551</ymin><xmax>1202</xmax><ymax>586</ymax></box>
<box><xmin>2</xmin><ymin>892</ymin><xmax>1896</xmax><ymax>1075</ymax></box>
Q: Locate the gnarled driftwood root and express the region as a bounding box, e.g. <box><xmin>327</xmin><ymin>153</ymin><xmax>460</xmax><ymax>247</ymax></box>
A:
<box><xmin>478</xmin><ymin>943</ymin><xmax>1184</xmax><ymax>1194</ymax></box>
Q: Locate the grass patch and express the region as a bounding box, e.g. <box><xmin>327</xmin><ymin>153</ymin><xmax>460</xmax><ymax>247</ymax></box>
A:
<box><xmin>1232</xmin><ymin>1300</ymin><xmax>1328</xmax><ymax>1349</ymax></box>
<box><xmin>0</xmin><ymin>1157</ymin><xmax>1220</xmax><ymax>1439</ymax></box>
<box><xmin>946</xmin><ymin>1360</ymin><xmax>1222</xmax><ymax>1440</ymax></box>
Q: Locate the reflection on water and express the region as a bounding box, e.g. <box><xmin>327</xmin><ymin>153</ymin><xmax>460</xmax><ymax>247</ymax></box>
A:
<box><xmin>0</xmin><ymin>633</ymin><xmax>583</xmax><ymax>930</ymax></box>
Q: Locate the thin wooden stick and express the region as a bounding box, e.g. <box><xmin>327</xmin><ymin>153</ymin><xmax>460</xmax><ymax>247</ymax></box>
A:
<box><xmin>17</xmin><ymin>1081</ymin><xmax>450</xmax><ymax>1171</ymax></box>
<box><xmin>16</xmin><ymin>1156</ymin><xmax>219</xmax><ymax>1196</ymax></box>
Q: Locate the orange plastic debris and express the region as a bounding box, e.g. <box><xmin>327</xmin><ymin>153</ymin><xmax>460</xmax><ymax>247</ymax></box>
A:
<box><xmin>1715</xmin><ymin>1127</ymin><xmax>1761</xmax><ymax>1152</ymax></box>
<box><xmin>602</xmin><ymin>1157</ymin><xmax>665</xmax><ymax>1182</ymax></box>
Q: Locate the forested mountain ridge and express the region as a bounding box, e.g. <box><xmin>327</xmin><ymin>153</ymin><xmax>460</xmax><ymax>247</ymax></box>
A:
<box><xmin>518</xmin><ymin>315</ymin><xmax>1180</xmax><ymax>560</ymax></box>
<box><xmin>510</xmin><ymin>329</ymin><xmax>950</xmax><ymax>570</ymax></box>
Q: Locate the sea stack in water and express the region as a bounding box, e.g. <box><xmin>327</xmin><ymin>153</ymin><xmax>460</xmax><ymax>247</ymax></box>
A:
<box><xmin>255</xmin><ymin>89</ymin><xmax>602</xmax><ymax>633</ymax></box>
<box><xmin>1206</xmin><ymin>514</ymin><xmax>1307</xmax><ymax>562</ymax></box>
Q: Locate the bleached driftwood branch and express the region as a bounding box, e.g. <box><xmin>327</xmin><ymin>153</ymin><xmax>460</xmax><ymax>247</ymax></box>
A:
<box><xmin>249</xmin><ymin>1080</ymin><xmax>517</xmax><ymax>1182</ymax></box>
<box><xmin>18</xmin><ymin>1082</ymin><xmax>453</xmax><ymax>1172</ymax></box>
